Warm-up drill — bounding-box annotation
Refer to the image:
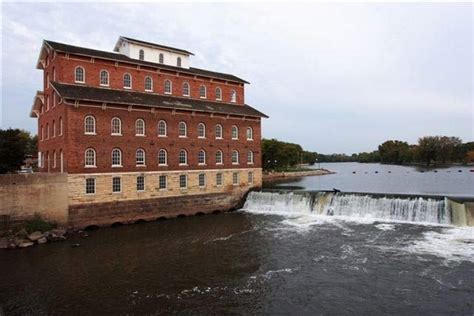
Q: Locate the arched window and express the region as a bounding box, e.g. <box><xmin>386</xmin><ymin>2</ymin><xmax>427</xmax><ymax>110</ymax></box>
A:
<box><xmin>135</xmin><ymin>119</ymin><xmax>145</xmax><ymax>136</ymax></box>
<box><xmin>139</xmin><ymin>49</ymin><xmax>145</xmax><ymax>60</ymax></box>
<box><xmin>123</xmin><ymin>73</ymin><xmax>132</xmax><ymax>89</ymax></box>
<box><xmin>111</xmin><ymin>117</ymin><xmax>122</xmax><ymax>135</ymax></box>
<box><xmin>52</xmin><ymin>120</ymin><xmax>56</xmax><ymax>138</ymax></box>
<box><xmin>111</xmin><ymin>148</ymin><xmax>122</xmax><ymax>167</ymax></box>
<box><xmin>231</xmin><ymin>125</ymin><xmax>239</xmax><ymax>139</ymax></box>
<box><xmin>215</xmin><ymin>87</ymin><xmax>222</xmax><ymax>100</ymax></box>
<box><xmin>46</xmin><ymin>123</ymin><xmax>50</xmax><ymax>139</ymax></box>
<box><xmin>100</xmin><ymin>70</ymin><xmax>109</xmax><ymax>86</ymax></box>
<box><xmin>178</xmin><ymin>121</ymin><xmax>187</xmax><ymax>137</ymax></box>
<box><xmin>246</xmin><ymin>127</ymin><xmax>253</xmax><ymax>140</ymax></box>
<box><xmin>85</xmin><ymin>148</ymin><xmax>96</xmax><ymax>167</ymax></box>
<box><xmin>216</xmin><ymin>150</ymin><xmax>223</xmax><ymax>164</ymax></box>
<box><xmin>197</xmin><ymin>123</ymin><xmax>206</xmax><ymax>138</ymax></box>
<box><xmin>74</xmin><ymin>66</ymin><xmax>85</xmax><ymax>83</ymax></box>
<box><xmin>41</xmin><ymin>125</ymin><xmax>44</xmax><ymax>141</ymax></box>
<box><xmin>231</xmin><ymin>90</ymin><xmax>237</xmax><ymax>102</ymax></box>
<box><xmin>182</xmin><ymin>82</ymin><xmax>190</xmax><ymax>96</ymax></box>
<box><xmin>159</xmin><ymin>53</ymin><xmax>164</xmax><ymax>64</ymax></box>
<box><xmin>84</xmin><ymin>115</ymin><xmax>96</xmax><ymax>134</ymax></box>
<box><xmin>158</xmin><ymin>149</ymin><xmax>167</xmax><ymax>165</ymax></box>
<box><xmin>247</xmin><ymin>151</ymin><xmax>254</xmax><ymax>164</ymax></box>
<box><xmin>232</xmin><ymin>150</ymin><xmax>239</xmax><ymax>164</ymax></box>
<box><xmin>53</xmin><ymin>150</ymin><xmax>56</xmax><ymax>168</ymax></box>
<box><xmin>215</xmin><ymin>124</ymin><xmax>223</xmax><ymax>139</ymax></box>
<box><xmin>59</xmin><ymin>117</ymin><xmax>63</xmax><ymax>136</ymax></box>
<box><xmin>144</xmin><ymin>76</ymin><xmax>153</xmax><ymax>92</ymax></box>
<box><xmin>199</xmin><ymin>85</ymin><xmax>206</xmax><ymax>98</ymax></box>
<box><xmin>136</xmin><ymin>149</ymin><xmax>146</xmax><ymax>166</ymax></box>
<box><xmin>198</xmin><ymin>150</ymin><xmax>206</xmax><ymax>165</ymax></box>
<box><xmin>158</xmin><ymin>120</ymin><xmax>167</xmax><ymax>137</ymax></box>
<box><xmin>179</xmin><ymin>149</ymin><xmax>187</xmax><ymax>165</ymax></box>
<box><xmin>177</xmin><ymin>57</ymin><xmax>182</xmax><ymax>67</ymax></box>
<box><xmin>164</xmin><ymin>79</ymin><xmax>172</xmax><ymax>94</ymax></box>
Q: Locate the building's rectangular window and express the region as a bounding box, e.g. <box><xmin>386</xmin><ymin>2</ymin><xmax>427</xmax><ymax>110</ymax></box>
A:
<box><xmin>179</xmin><ymin>174</ymin><xmax>187</xmax><ymax>189</ymax></box>
<box><xmin>232</xmin><ymin>172</ymin><xmax>239</xmax><ymax>186</ymax></box>
<box><xmin>248</xmin><ymin>172</ymin><xmax>254</xmax><ymax>184</ymax></box>
<box><xmin>216</xmin><ymin>173</ymin><xmax>223</xmax><ymax>186</ymax></box>
<box><xmin>159</xmin><ymin>175</ymin><xmax>167</xmax><ymax>190</ymax></box>
<box><xmin>137</xmin><ymin>175</ymin><xmax>145</xmax><ymax>192</ymax></box>
<box><xmin>85</xmin><ymin>178</ymin><xmax>95</xmax><ymax>195</ymax></box>
<box><xmin>198</xmin><ymin>173</ymin><xmax>206</xmax><ymax>188</ymax></box>
<box><xmin>112</xmin><ymin>177</ymin><xmax>121</xmax><ymax>193</ymax></box>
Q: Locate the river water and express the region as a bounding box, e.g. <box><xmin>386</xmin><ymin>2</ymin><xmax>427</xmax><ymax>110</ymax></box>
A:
<box><xmin>1</xmin><ymin>163</ymin><xmax>473</xmax><ymax>315</ymax></box>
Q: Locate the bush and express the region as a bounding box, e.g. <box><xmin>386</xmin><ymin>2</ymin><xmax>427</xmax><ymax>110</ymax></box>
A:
<box><xmin>25</xmin><ymin>213</ymin><xmax>56</xmax><ymax>233</ymax></box>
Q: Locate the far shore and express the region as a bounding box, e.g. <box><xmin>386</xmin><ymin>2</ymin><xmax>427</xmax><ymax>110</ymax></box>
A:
<box><xmin>263</xmin><ymin>169</ymin><xmax>334</xmax><ymax>181</ymax></box>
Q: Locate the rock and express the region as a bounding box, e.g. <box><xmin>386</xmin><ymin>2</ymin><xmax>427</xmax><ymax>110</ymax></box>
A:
<box><xmin>51</xmin><ymin>228</ymin><xmax>66</xmax><ymax>237</ymax></box>
<box><xmin>28</xmin><ymin>231</ymin><xmax>44</xmax><ymax>242</ymax></box>
<box><xmin>15</xmin><ymin>228</ymin><xmax>28</xmax><ymax>238</ymax></box>
<box><xmin>17</xmin><ymin>239</ymin><xmax>34</xmax><ymax>248</ymax></box>
<box><xmin>0</xmin><ymin>237</ymin><xmax>8</xmax><ymax>249</ymax></box>
<box><xmin>71</xmin><ymin>243</ymin><xmax>81</xmax><ymax>247</ymax></box>
<box><xmin>47</xmin><ymin>232</ymin><xmax>66</xmax><ymax>242</ymax></box>
<box><xmin>37</xmin><ymin>237</ymin><xmax>48</xmax><ymax>244</ymax></box>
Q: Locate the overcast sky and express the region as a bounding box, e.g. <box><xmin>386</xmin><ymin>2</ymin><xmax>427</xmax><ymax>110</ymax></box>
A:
<box><xmin>1</xmin><ymin>2</ymin><xmax>472</xmax><ymax>154</ymax></box>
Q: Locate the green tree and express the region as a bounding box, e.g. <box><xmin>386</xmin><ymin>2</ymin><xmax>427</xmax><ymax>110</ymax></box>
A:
<box><xmin>378</xmin><ymin>140</ymin><xmax>410</xmax><ymax>164</ymax></box>
<box><xmin>0</xmin><ymin>128</ymin><xmax>35</xmax><ymax>173</ymax></box>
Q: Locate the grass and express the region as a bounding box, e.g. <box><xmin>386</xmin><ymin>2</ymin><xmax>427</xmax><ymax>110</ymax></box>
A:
<box><xmin>25</xmin><ymin>213</ymin><xmax>57</xmax><ymax>233</ymax></box>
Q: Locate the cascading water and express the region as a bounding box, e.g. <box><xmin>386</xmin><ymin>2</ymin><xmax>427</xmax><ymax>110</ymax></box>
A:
<box><xmin>242</xmin><ymin>191</ymin><xmax>451</xmax><ymax>225</ymax></box>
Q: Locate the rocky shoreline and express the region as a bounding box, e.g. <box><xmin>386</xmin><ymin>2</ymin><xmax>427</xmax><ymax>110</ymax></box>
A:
<box><xmin>0</xmin><ymin>228</ymin><xmax>88</xmax><ymax>250</ymax></box>
<box><xmin>263</xmin><ymin>169</ymin><xmax>334</xmax><ymax>181</ymax></box>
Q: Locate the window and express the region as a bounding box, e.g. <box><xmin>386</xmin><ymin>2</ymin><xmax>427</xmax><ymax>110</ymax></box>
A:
<box><xmin>197</xmin><ymin>123</ymin><xmax>206</xmax><ymax>138</ymax></box>
<box><xmin>179</xmin><ymin>150</ymin><xmax>187</xmax><ymax>165</ymax></box>
<box><xmin>85</xmin><ymin>178</ymin><xmax>95</xmax><ymax>194</ymax></box>
<box><xmin>231</xmin><ymin>90</ymin><xmax>237</xmax><ymax>103</ymax></box>
<box><xmin>215</xmin><ymin>87</ymin><xmax>222</xmax><ymax>100</ymax></box>
<box><xmin>84</xmin><ymin>115</ymin><xmax>96</xmax><ymax>134</ymax></box>
<box><xmin>232</xmin><ymin>172</ymin><xmax>239</xmax><ymax>186</ymax></box>
<box><xmin>137</xmin><ymin>175</ymin><xmax>145</xmax><ymax>191</ymax></box>
<box><xmin>135</xmin><ymin>119</ymin><xmax>145</xmax><ymax>136</ymax></box>
<box><xmin>52</xmin><ymin>66</ymin><xmax>56</xmax><ymax>81</ymax></box>
<box><xmin>182</xmin><ymin>82</ymin><xmax>190</xmax><ymax>96</ymax></box>
<box><xmin>136</xmin><ymin>149</ymin><xmax>146</xmax><ymax>166</ymax></box>
<box><xmin>198</xmin><ymin>150</ymin><xmax>206</xmax><ymax>165</ymax></box>
<box><xmin>75</xmin><ymin>66</ymin><xmax>85</xmax><ymax>83</ymax></box>
<box><xmin>112</xmin><ymin>148</ymin><xmax>122</xmax><ymax>167</ymax></box>
<box><xmin>199</xmin><ymin>85</ymin><xmax>206</xmax><ymax>98</ymax></box>
<box><xmin>247</xmin><ymin>151</ymin><xmax>254</xmax><ymax>164</ymax></box>
<box><xmin>178</xmin><ymin>121</ymin><xmax>187</xmax><ymax>137</ymax></box>
<box><xmin>159</xmin><ymin>175</ymin><xmax>167</xmax><ymax>190</ymax></box>
<box><xmin>52</xmin><ymin>120</ymin><xmax>56</xmax><ymax>138</ymax></box>
<box><xmin>216</xmin><ymin>173</ymin><xmax>223</xmax><ymax>186</ymax></box>
<box><xmin>41</xmin><ymin>126</ymin><xmax>44</xmax><ymax>141</ymax></box>
<box><xmin>123</xmin><ymin>73</ymin><xmax>132</xmax><ymax>89</ymax></box>
<box><xmin>179</xmin><ymin>174</ymin><xmax>187</xmax><ymax>189</ymax></box>
<box><xmin>112</xmin><ymin>177</ymin><xmax>121</xmax><ymax>193</ymax></box>
<box><xmin>231</xmin><ymin>126</ymin><xmax>239</xmax><ymax>139</ymax></box>
<box><xmin>158</xmin><ymin>149</ymin><xmax>167</xmax><ymax>166</ymax></box>
<box><xmin>216</xmin><ymin>150</ymin><xmax>223</xmax><ymax>164</ymax></box>
<box><xmin>46</xmin><ymin>73</ymin><xmax>50</xmax><ymax>89</ymax></box>
<box><xmin>247</xmin><ymin>127</ymin><xmax>253</xmax><ymax>140</ymax></box>
<box><xmin>46</xmin><ymin>124</ymin><xmax>50</xmax><ymax>139</ymax></box>
<box><xmin>159</xmin><ymin>53</ymin><xmax>164</xmax><ymax>64</ymax></box>
<box><xmin>232</xmin><ymin>150</ymin><xmax>239</xmax><ymax>164</ymax></box>
<box><xmin>164</xmin><ymin>80</ymin><xmax>172</xmax><ymax>94</ymax></box>
<box><xmin>139</xmin><ymin>49</ymin><xmax>145</xmax><ymax>60</ymax></box>
<box><xmin>100</xmin><ymin>70</ymin><xmax>109</xmax><ymax>86</ymax></box>
<box><xmin>85</xmin><ymin>148</ymin><xmax>96</xmax><ymax>167</ymax></box>
<box><xmin>158</xmin><ymin>120</ymin><xmax>167</xmax><ymax>137</ymax></box>
<box><xmin>59</xmin><ymin>117</ymin><xmax>63</xmax><ymax>136</ymax></box>
<box><xmin>177</xmin><ymin>57</ymin><xmax>182</xmax><ymax>67</ymax></box>
<box><xmin>111</xmin><ymin>117</ymin><xmax>122</xmax><ymax>135</ymax></box>
<box><xmin>145</xmin><ymin>76</ymin><xmax>153</xmax><ymax>92</ymax></box>
<box><xmin>215</xmin><ymin>124</ymin><xmax>223</xmax><ymax>139</ymax></box>
<box><xmin>53</xmin><ymin>93</ymin><xmax>56</xmax><ymax>107</ymax></box>
<box><xmin>198</xmin><ymin>173</ymin><xmax>206</xmax><ymax>187</ymax></box>
<box><xmin>248</xmin><ymin>172</ymin><xmax>254</xmax><ymax>184</ymax></box>
<box><xmin>53</xmin><ymin>151</ymin><xmax>56</xmax><ymax>168</ymax></box>
<box><xmin>46</xmin><ymin>95</ymin><xmax>50</xmax><ymax>111</ymax></box>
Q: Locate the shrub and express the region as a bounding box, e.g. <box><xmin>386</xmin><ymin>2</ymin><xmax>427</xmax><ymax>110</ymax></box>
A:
<box><xmin>25</xmin><ymin>213</ymin><xmax>56</xmax><ymax>233</ymax></box>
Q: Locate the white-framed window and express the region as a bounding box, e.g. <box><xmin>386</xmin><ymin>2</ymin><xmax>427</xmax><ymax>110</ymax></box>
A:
<box><xmin>111</xmin><ymin>148</ymin><xmax>122</xmax><ymax>167</ymax></box>
<box><xmin>159</xmin><ymin>175</ymin><xmax>167</xmax><ymax>190</ymax></box>
<box><xmin>59</xmin><ymin>117</ymin><xmax>63</xmax><ymax>136</ymax></box>
<box><xmin>74</xmin><ymin>66</ymin><xmax>85</xmax><ymax>83</ymax></box>
<box><xmin>247</xmin><ymin>151</ymin><xmax>254</xmax><ymax>164</ymax></box>
<box><xmin>53</xmin><ymin>151</ymin><xmax>57</xmax><ymax>168</ymax></box>
<box><xmin>159</xmin><ymin>53</ymin><xmax>164</xmax><ymax>64</ymax></box>
<box><xmin>179</xmin><ymin>149</ymin><xmax>187</xmax><ymax>165</ymax></box>
<box><xmin>145</xmin><ymin>76</ymin><xmax>153</xmax><ymax>92</ymax></box>
<box><xmin>216</xmin><ymin>173</ymin><xmax>223</xmax><ymax>187</ymax></box>
<box><xmin>112</xmin><ymin>177</ymin><xmax>121</xmax><ymax>193</ymax></box>
<box><xmin>164</xmin><ymin>79</ymin><xmax>172</xmax><ymax>94</ymax></box>
<box><xmin>85</xmin><ymin>148</ymin><xmax>96</xmax><ymax>167</ymax></box>
<box><xmin>248</xmin><ymin>172</ymin><xmax>254</xmax><ymax>184</ymax></box>
<box><xmin>215</xmin><ymin>124</ymin><xmax>223</xmax><ymax>139</ymax></box>
<box><xmin>199</xmin><ymin>85</ymin><xmax>206</xmax><ymax>98</ymax></box>
<box><xmin>215</xmin><ymin>87</ymin><xmax>222</xmax><ymax>101</ymax></box>
<box><xmin>231</xmin><ymin>90</ymin><xmax>237</xmax><ymax>103</ymax></box>
<box><xmin>179</xmin><ymin>174</ymin><xmax>187</xmax><ymax>189</ymax></box>
<box><xmin>197</xmin><ymin>123</ymin><xmax>206</xmax><ymax>138</ymax></box>
<box><xmin>231</xmin><ymin>125</ymin><xmax>239</xmax><ymax>140</ymax></box>
<box><xmin>232</xmin><ymin>150</ymin><xmax>239</xmax><ymax>164</ymax></box>
<box><xmin>198</xmin><ymin>173</ymin><xmax>206</xmax><ymax>188</ymax></box>
<box><xmin>158</xmin><ymin>149</ymin><xmax>167</xmax><ymax>166</ymax></box>
<box><xmin>84</xmin><ymin>115</ymin><xmax>96</xmax><ymax>135</ymax></box>
<box><xmin>52</xmin><ymin>120</ymin><xmax>56</xmax><ymax>138</ymax></box>
<box><xmin>111</xmin><ymin>117</ymin><xmax>122</xmax><ymax>135</ymax></box>
<box><xmin>135</xmin><ymin>119</ymin><xmax>145</xmax><ymax>136</ymax></box>
<box><xmin>198</xmin><ymin>150</ymin><xmax>206</xmax><ymax>165</ymax></box>
<box><xmin>158</xmin><ymin>120</ymin><xmax>167</xmax><ymax>137</ymax></box>
<box><xmin>216</xmin><ymin>150</ymin><xmax>223</xmax><ymax>165</ymax></box>
<box><xmin>137</xmin><ymin>175</ymin><xmax>145</xmax><ymax>191</ymax></box>
<box><xmin>177</xmin><ymin>57</ymin><xmax>182</xmax><ymax>67</ymax></box>
<box><xmin>100</xmin><ymin>70</ymin><xmax>109</xmax><ymax>86</ymax></box>
<box><xmin>85</xmin><ymin>178</ymin><xmax>96</xmax><ymax>195</ymax></box>
<box><xmin>178</xmin><ymin>121</ymin><xmax>187</xmax><ymax>137</ymax></box>
<box><xmin>183</xmin><ymin>82</ymin><xmax>190</xmax><ymax>96</ymax></box>
<box><xmin>232</xmin><ymin>172</ymin><xmax>239</xmax><ymax>186</ymax></box>
<box><xmin>139</xmin><ymin>49</ymin><xmax>145</xmax><ymax>60</ymax></box>
<box><xmin>246</xmin><ymin>127</ymin><xmax>253</xmax><ymax>140</ymax></box>
<box><xmin>123</xmin><ymin>73</ymin><xmax>132</xmax><ymax>89</ymax></box>
<box><xmin>136</xmin><ymin>149</ymin><xmax>146</xmax><ymax>166</ymax></box>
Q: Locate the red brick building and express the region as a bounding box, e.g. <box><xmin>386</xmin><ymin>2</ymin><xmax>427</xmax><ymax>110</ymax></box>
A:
<box><xmin>30</xmin><ymin>36</ymin><xmax>267</xmax><ymax>227</ymax></box>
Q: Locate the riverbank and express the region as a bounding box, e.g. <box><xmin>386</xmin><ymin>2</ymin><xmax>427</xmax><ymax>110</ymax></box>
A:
<box><xmin>263</xmin><ymin>168</ymin><xmax>334</xmax><ymax>181</ymax></box>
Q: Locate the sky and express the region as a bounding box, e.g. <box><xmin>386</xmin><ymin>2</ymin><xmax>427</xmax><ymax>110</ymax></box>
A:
<box><xmin>1</xmin><ymin>2</ymin><xmax>472</xmax><ymax>154</ymax></box>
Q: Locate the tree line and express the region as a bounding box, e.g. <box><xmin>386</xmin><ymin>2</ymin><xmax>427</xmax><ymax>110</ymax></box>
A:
<box><xmin>0</xmin><ymin>129</ymin><xmax>37</xmax><ymax>174</ymax></box>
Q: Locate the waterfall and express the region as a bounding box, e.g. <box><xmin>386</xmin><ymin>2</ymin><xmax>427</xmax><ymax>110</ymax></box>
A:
<box><xmin>242</xmin><ymin>191</ymin><xmax>451</xmax><ymax>225</ymax></box>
